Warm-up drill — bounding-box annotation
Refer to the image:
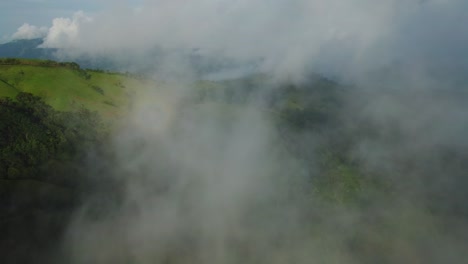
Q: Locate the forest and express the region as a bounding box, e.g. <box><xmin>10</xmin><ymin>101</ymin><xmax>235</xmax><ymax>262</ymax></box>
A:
<box><xmin>1</xmin><ymin>64</ymin><xmax>467</xmax><ymax>263</ymax></box>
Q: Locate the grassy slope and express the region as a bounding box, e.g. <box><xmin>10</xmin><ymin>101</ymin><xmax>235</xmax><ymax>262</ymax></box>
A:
<box><xmin>0</xmin><ymin>59</ymin><xmax>366</xmax><ymax>202</ymax></box>
<box><xmin>0</xmin><ymin>59</ymin><xmax>157</xmax><ymax>119</ymax></box>
<box><xmin>0</xmin><ymin>78</ymin><xmax>18</xmax><ymax>97</ymax></box>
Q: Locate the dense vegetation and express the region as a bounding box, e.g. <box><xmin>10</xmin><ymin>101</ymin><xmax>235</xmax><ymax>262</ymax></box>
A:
<box><xmin>195</xmin><ymin>74</ymin><xmax>386</xmax><ymax>203</ymax></box>
<box><xmin>1</xmin><ymin>59</ymin><xmax>467</xmax><ymax>263</ymax></box>
<box><xmin>0</xmin><ymin>92</ymin><xmax>110</xmax><ymax>263</ymax></box>
<box><xmin>0</xmin><ymin>63</ymin><xmax>377</xmax><ymax>262</ymax></box>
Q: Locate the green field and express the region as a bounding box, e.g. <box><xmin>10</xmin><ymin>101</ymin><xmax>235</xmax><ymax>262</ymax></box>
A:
<box><xmin>0</xmin><ymin>58</ymin><xmax>158</xmax><ymax>119</ymax></box>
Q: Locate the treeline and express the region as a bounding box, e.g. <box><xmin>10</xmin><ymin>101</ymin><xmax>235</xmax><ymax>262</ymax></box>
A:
<box><xmin>0</xmin><ymin>58</ymin><xmax>79</xmax><ymax>69</ymax></box>
<box><xmin>0</xmin><ymin>58</ymin><xmax>144</xmax><ymax>81</ymax></box>
<box><xmin>0</xmin><ymin>58</ymin><xmax>91</xmax><ymax>80</ymax></box>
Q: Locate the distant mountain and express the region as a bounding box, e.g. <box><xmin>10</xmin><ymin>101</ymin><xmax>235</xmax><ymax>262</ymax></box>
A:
<box><xmin>0</xmin><ymin>38</ymin><xmax>56</xmax><ymax>59</ymax></box>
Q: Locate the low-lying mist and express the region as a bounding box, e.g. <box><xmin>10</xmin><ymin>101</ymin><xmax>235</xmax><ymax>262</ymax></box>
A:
<box><xmin>10</xmin><ymin>0</ymin><xmax>467</xmax><ymax>263</ymax></box>
<box><xmin>54</xmin><ymin>66</ymin><xmax>468</xmax><ymax>264</ymax></box>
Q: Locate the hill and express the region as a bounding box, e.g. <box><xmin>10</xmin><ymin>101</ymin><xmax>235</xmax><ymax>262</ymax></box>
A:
<box><xmin>0</xmin><ymin>39</ymin><xmax>54</xmax><ymax>59</ymax></box>
<box><xmin>2</xmin><ymin>57</ymin><xmax>468</xmax><ymax>263</ymax></box>
<box><xmin>0</xmin><ymin>58</ymin><xmax>157</xmax><ymax>119</ymax></box>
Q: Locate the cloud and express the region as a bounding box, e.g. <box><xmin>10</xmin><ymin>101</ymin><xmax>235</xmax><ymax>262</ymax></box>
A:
<box><xmin>11</xmin><ymin>23</ymin><xmax>48</xmax><ymax>40</ymax></box>
<box><xmin>39</xmin><ymin>0</ymin><xmax>396</xmax><ymax>78</ymax></box>
<box><xmin>39</xmin><ymin>11</ymin><xmax>92</xmax><ymax>49</ymax></box>
<box><xmin>19</xmin><ymin>1</ymin><xmax>466</xmax><ymax>263</ymax></box>
<box><xmin>26</xmin><ymin>0</ymin><xmax>465</xmax><ymax>81</ymax></box>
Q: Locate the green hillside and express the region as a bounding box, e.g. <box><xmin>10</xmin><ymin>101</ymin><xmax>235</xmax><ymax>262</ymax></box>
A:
<box><xmin>3</xmin><ymin>58</ymin><xmax>467</xmax><ymax>264</ymax></box>
<box><xmin>0</xmin><ymin>58</ymin><xmax>156</xmax><ymax>119</ymax></box>
<box><xmin>0</xmin><ymin>79</ymin><xmax>18</xmax><ymax>97</ymax></box>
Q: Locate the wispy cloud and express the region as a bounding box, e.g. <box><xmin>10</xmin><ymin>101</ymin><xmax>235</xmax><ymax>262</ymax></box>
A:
<box><xmin>17</xmin><ymin>0</ymin><xmax>467</xmax><ymax>81</ymax></box>
<box><xmin>4</xmin><ymin>1</ymin><xmax>468</xmax><ymax>263</ymax></box>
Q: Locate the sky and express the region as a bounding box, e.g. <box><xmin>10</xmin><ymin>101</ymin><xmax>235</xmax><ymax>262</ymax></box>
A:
<box><xmin>0</xmin><ymin>1</ymin><xmax>91</xmax><ymax>35</ymax></box>
<box><xmin>0</xmin><ymin>0</ymin><xmax>141</xmax><ymax>41</ymax></box>
<box><xmin>1</xmin><ymin>0</ymin><xmax>467</xmax><ymax>81</ymax></box>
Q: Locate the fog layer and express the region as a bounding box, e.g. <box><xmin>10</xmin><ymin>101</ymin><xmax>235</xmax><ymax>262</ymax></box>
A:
<box><xmin>17</xmin><ymin>1</ymin><xmax>466</xmax><ymax>263</ymax></box>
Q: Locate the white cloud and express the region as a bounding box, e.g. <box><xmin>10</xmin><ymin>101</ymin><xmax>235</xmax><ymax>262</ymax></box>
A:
<box><xmin>11</xmin><ymin>23</ymin><xmax>48</xmax><ymax>40</ymax></box>
<box><xmin>22</xmin><ymin>0</ymin><xmax>468</xmax><ymax>81</ymax></box>
<box><xmin>39</xmin><ymin>11</ymin><xmax>92</xmax><ymax>49</ymax></box>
